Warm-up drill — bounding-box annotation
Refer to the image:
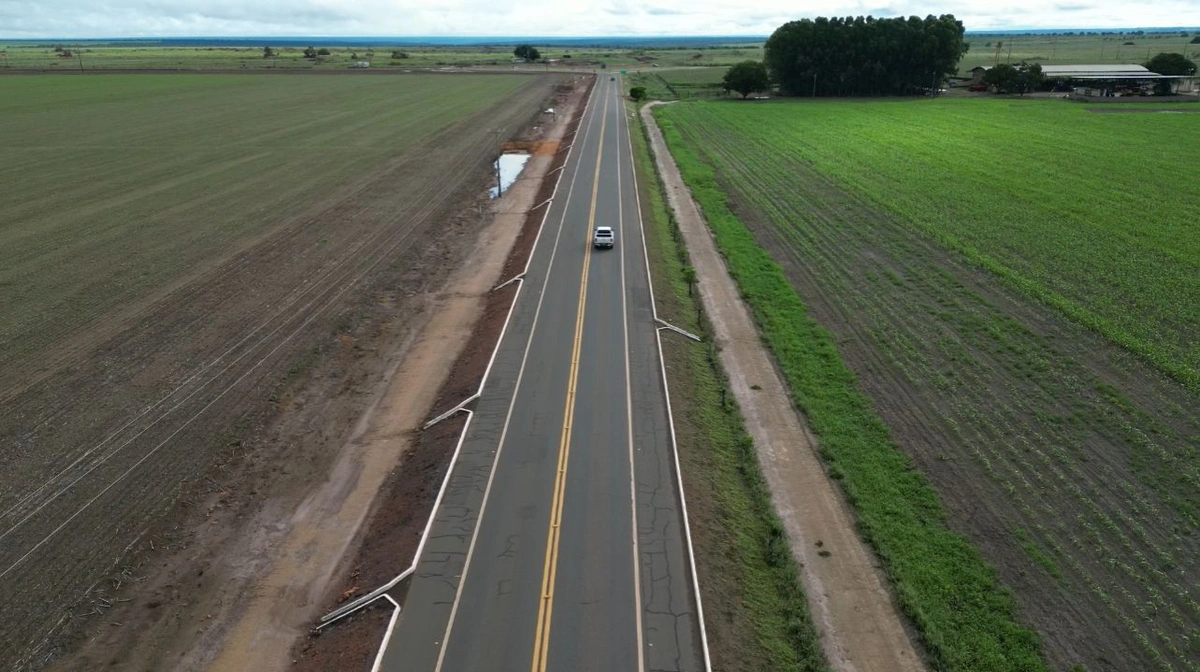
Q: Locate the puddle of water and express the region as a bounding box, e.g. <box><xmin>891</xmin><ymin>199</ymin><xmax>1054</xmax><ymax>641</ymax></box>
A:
<box><xmin>490</xmin><ymin>152</ymin><xmax>531</xmax><ymax>198</ymax></box>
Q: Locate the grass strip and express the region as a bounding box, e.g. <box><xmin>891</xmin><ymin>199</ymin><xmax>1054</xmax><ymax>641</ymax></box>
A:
<box><xmin>629</xmin><ymin>103</ymin><xmax>828</xmax><ymax>672</ymax></box>
<box><xmin>653</xmin><ymin>108</ymin><xmax>1047</xmax><ymax>672</ymax></box>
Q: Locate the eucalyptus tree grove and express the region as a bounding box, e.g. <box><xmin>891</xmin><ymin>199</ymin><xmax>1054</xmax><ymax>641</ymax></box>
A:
<box><xmin>765</xmin><ymin>15</ymin><xmax>969</xmax><ymax>96</ymax></box>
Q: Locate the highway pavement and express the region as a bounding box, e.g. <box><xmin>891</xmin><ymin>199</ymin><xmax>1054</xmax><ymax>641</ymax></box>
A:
<box><xmin>381</xmin><ymin>75</ymin><xmax>703</xmax><ymax>672</ymax></box>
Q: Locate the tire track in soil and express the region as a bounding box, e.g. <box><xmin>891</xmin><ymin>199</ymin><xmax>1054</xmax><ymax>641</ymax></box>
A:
<box><xmin>0</xmin><ymin>75</ymin><xmax>570</xmax><ymax>670</ymax></box>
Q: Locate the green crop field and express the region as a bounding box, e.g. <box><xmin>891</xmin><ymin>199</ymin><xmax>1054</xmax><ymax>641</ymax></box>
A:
<box><xmin>656</xmin><ymin>97</ymin><xmax>1200</xmax><ymax>671</ymax></box>
<box><xmin>0</xmin><ymin>74</ymin><xmax>531</xmax><ymax>372</ymax></box>
<box><xmin>668</xmin><ymin>98</ymin><xmax>1200</xmax><ymax>387</ymax></box>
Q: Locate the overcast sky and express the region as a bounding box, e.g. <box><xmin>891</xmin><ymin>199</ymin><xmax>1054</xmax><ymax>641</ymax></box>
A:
<box><xmin>1</xmin><ymin>0</ymin><xmax>1197</xmax><ymax>38</ymax></box>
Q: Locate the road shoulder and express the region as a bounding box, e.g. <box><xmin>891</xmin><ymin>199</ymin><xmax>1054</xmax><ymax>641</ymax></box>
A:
<box><xmin>640</xmin><ymin>102</ymin><xmax>924</xmax><ymax>672</ymax></box>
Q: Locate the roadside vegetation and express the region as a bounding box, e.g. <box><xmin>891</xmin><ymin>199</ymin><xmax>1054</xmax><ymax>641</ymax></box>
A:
<box><xmin>653</xmin><ymin>104</ymin><xmax>1046</xmax><ymax>671</ymax></box>
<box><xmin>628</xmin><ymin>103</ymin><xmax>828</xmax><ymax>672</ymax></box>
<box><xmin>656</xmin><ymin>97</ymin><xmax>1200</xmax><ymax>671</ymax></box>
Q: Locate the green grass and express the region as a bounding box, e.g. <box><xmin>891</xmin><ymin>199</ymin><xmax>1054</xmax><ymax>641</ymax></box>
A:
<box><xmin>629</xmin><ymin>102</ymin><xmax>827</xmax><ymax>672</ymax></box>
<box><xmin>654</xmin><ymin>103</ymin><xmax>1047</xmax><ymax>671</ymax></box>
<box><xmin>658</xmin><ymin>98</ymin><xmax>1200</xmax><ymax>390</ymax></box>
<box><xmin>628</xmin><ymin>67</ymin><xmax>728</xmax><ymax>101</ymax></box>
<box><xmin>0</xmin><ymin>74</ymin><xmax>532</xmax><ymax>368</ymax></box>
<box><xmin>0</xmin><ymin>43</ymin><xmax>765</xmax><ymax>71</ymax></box>
<box><xmin>960</xmin><ymin>32</ymin><xmax>1198</xmax><ymax>71</ymax></box>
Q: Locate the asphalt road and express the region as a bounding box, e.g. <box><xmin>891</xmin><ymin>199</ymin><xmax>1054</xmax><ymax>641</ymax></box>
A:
<box><xmin>380</xmin><ymin>76</ymin><xmax>703</xmax><ymax>671</ymax></box>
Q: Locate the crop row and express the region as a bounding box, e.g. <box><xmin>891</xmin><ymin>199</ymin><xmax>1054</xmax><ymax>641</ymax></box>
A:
<box><xmin>0</xmin><ymin>74</ymin><xmax>531</xmax><ymax>375</ymax></box>
<box><xmin>658</xmin><ymin>98</ymin><xmax>1200</xmax><ymax>671</ymax></box>
<box><xmin>671</xmin><ymin>99</ymin><xmax>1200</xmax><ymax>389</ymax></box>
<box><xmin>654</xmin><ymin>108</ymin><xmax>1047</xmax><ymax>672</ymax></box>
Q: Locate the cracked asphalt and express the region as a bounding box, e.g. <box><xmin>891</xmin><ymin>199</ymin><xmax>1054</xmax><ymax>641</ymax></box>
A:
<box><xmin>379</xmin><ymin>76</ymin><xmax>703</xmax><ymax>672</ymax></box>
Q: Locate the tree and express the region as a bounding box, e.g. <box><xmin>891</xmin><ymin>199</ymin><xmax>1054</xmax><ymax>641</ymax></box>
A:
<box><xmin>391</xmin><ymin>51</ymin><xmax>408</xmax><ymax>59</ymax></box>
<box><xmin>764</xmin><ymin>14</ymin><xmax>968</xmax><ymax>96</ymax></box>
<box><xmin>722</xmin><ymin>60</ymin><xmax>770</xmax><ymax>99</ymax></box>
<box><xmin>1192</xmin><ymin>36</ymin><xmax>1200</xmax><ymax>44</ymax></box>
<box><xmin>1146</xmin><ymin>52</ymin><xmax>1197</xmax><ymax>75</ymax></box>
<box><xmin>316</xmin><ymin>48</ymin><xmax>331</xmax><ymax>56</ymax></box>
<box><xmin>983</xmin><ymin>61</ymin><xmax>1042</xmax><ymax>95</ymax></box>
<box><xmin>629</xmin><ymin>86</ymin><xmax>647</xmax><ymax>101</ymax></box>
<box><xmin>513</xmin><ymin>44</ymin><xmax>540</xmax><ymax>61</ymax></box>
<box><xmin>262</xmin><ymin>46</ymin><xmax>275</xmax><ymax>58</ymax></box>
<box><xmin>1015</xmin><ymin>61</ymin><xmax>1044</xmax><ymax>95</ymax></box>
<box><xmin>303</xmin><ymin>46</ymin><xmax>318</xmax><ymax>59</ymax></box>
<box><xmin>1145</xmin><ymin>52</ymin><xmax>1196</xmax><ymax>94</ymax></box>
<box><xmin>983</xmin><ymin>63</ymin><xmax>1019</xmax><ymax>92</ymax></box>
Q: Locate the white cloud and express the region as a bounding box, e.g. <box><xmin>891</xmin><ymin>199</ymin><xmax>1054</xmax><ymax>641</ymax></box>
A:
<box><xmin>0</xmin><ymin>0</ymin><xmax>1196</xmax><ymax>38</ymax></box>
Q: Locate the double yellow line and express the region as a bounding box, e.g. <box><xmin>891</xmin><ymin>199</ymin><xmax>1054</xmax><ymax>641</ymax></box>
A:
<box><xmin>528</xmin><ymin>82</ymin><xmax>609</xmax><ymax>672</ymax></box>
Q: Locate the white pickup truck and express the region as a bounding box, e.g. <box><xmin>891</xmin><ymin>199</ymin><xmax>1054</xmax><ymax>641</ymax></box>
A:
<box><xmin>593</xmin><ymin>226</ymin><xmax>614</xmax><ymax>249</ymax></box>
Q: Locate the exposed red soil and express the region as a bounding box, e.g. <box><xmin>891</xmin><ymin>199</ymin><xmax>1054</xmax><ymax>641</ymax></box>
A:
<box><xmin>287</xmin><ymin>76</ymin><xmax>595</xmax><ymax>668</ymax></box>
<box><xmin>292</xmin><ymin>603</ymin><xmax>394</xmax><ymax>672</ymax></box>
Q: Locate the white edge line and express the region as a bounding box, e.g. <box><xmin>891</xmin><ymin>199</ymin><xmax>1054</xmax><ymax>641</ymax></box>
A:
<box><xmin>615</xmin><ymin>78</ymin><xmax>647</xmax><ymax>672</ymax></box>
<box><xmin>369</xmin><ymin>595</ymin><xmax>402</xmax><ymax>672</ymax></box>
<box><xmin>321</xmin><ymin>76</ymin><xmax>596</xmax><ymax>629</ymax></box>
<box><xmin>626</xmin><ymin>100</ymin><xmax>714</xmax><ymax>670</ymax></box>
<box><xmin>432</xmin><ymin>74</ymin><xmax>601</xmax><ymax>672</ymax></box>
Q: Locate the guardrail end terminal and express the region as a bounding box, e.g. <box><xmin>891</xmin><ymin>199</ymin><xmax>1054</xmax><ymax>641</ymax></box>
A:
<box><xmin>655</xmin><ymin>318</ymin><xmax>702</xmax><ymax>343</ymax></box>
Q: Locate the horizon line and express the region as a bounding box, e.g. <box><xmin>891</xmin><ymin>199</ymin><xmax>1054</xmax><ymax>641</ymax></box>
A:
<box><xmin>3</xmin><ymin>26</ymin><xmax>1200</xmax><ymax>42</ymax></box>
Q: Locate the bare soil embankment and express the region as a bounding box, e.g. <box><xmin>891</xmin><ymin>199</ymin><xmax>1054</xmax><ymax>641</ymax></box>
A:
<box><xmin>289</xmin><ymin>77</ymin><xmax>595</xmax><ymax>671</ymax></box>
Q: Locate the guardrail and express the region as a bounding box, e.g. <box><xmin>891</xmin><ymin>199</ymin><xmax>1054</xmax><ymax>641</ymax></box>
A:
<box><xmin>316</xmin><ymin>77</ymin><xmax>597</xmax><ymax>637</ymax></box>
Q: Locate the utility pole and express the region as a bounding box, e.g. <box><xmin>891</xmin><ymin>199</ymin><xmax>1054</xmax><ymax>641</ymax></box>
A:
<box><xmin>1007</xmin><ymin>39</ymin><xmax>1013</xmax><ymax>64</ymax></box>
<box><xmin>812</xmin><ymin>71</ymin><xmax>817</xmax><ymax>97</ymax></box>
<box><xmin>76</xmin><ymin>47</ymin><xmax>84</xmax><ymax>74</ymax></box>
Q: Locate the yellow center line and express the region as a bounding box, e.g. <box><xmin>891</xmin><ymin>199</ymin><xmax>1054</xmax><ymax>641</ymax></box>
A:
<box><xmin>529</xmin><ymin>80</ymin><xmax>609</xmax><ymax>672</ymax></box>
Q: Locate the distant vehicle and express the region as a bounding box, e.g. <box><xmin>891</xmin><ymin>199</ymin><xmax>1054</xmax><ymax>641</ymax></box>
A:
<box><xmin>610</xmin><ymin>76</ymin><xmax>615</xmax><ymax>81</ymax></box>
<box><xmin>593</xmin><ymin>226</ymin><xmax>614</xmax><ymax>249</ymax></box>
<box><xmin>968</xmin><ymin>83</ymin><xmax>988</xmax><ymax>92</ymax></box>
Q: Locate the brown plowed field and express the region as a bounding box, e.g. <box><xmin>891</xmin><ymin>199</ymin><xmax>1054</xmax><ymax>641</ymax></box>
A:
<box><xmin>0</xmin><ymin>73</ymin><xmax>571</xmax><ymax>669</ymax></box>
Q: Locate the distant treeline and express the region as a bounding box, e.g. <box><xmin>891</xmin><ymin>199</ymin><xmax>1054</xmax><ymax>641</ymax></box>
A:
<box><xmin>765</xmin><ymin>15</ymin><xmax>968</xmax><ymax>96</ymax></box>
<box><xmin>2</xmin><ymin>36</ymin><xmax>768</xmax><ymax>49</ymax></box>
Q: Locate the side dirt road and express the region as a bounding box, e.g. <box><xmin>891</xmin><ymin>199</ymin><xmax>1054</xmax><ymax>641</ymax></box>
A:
<box><xmin>23</xmin><ymin>74</ymin><xmax>587</xmax><ymax>671</ymax></box>
<box><xmin>642</xmin><ymin>103</ymin><xmax>925</xmax><ymax>672</ymax></box>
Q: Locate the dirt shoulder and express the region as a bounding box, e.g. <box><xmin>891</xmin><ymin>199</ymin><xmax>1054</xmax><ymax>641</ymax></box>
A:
<box><xmin>641</xmin><ymin>102</ymin><xmax>924</xmax><ymax>672</ymax></box>
<box><xmin>284</xmin><ymin>76</ymin><xmax>594</xmax><ymax>670</ymax></box>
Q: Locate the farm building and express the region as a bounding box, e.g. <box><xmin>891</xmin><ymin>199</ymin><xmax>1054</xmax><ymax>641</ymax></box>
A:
<box><xmin>1042</xmin><ymin>64</ymin><xmax>1197</xmax><ymax>97</ymax></box>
